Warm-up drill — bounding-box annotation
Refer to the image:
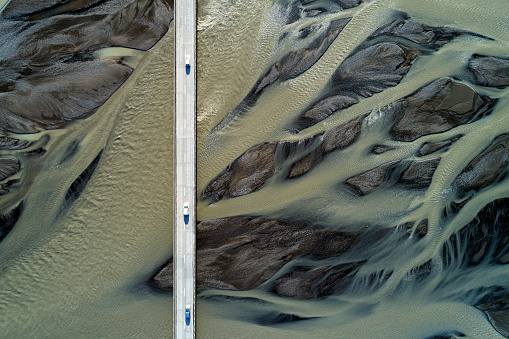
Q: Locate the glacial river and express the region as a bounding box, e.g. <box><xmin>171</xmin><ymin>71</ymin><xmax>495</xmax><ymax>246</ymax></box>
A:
<box><xmin>195</xmin><ymin>0</ymin><xmax>509</xmax><ymax>338</ymax></box>
<box><xmin>0</xmin><ymin>19</ymin><xmax>174</xmax><ymax>338</ymax></box>
<box><xmin>1</xmin><ymin>0</ymin><xmax>509</xmax><ymax>338</ymax></box>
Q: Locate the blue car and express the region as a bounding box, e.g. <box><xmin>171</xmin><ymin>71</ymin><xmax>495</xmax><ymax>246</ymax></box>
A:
<box><xmin>183</xmin><ymin>203</ymin><xmax>189</xmax><ymax>225</ymax></box>
<box><xmin>185</xmin><ymin>55</ymin><xmax>191</xmax><ymax>75</ymax></box>
<box><xmin>185</xmin><ymin>305</ymin><xmax>191</xmax><ymax>325</ymax></box>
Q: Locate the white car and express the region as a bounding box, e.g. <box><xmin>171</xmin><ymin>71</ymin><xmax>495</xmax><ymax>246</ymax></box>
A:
<box><xmin>185</xmin><ymin>55</ymin><xmax>190</xmax><ymax>67</ymax></box>
<box><xmin>183</xmin><ymin>203</ymin><xmax>189</xmax><ymax>217</ymax></box>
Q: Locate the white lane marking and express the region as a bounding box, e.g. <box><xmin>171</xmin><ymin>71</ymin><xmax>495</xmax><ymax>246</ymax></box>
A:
<box><xmin>184</xmin><ymin>255</ymin><xmax>186</xmax><ymax>263</ymax></box>
<box><xmin>185</xmin><ymin>16</ymin><xmax>187</xmax><ymax>25</ymax></box>
<box><xmin>184</xmin><ymin>288</ymin><xmax>186</xmax><ymax>296</ymax></box>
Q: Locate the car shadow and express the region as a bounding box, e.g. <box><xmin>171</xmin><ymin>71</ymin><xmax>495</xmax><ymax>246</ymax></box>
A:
<box><xmin>184</xmin><ymin>215</ymin><xmax>189</xmax><ymax>224</ymax></box>
<box><xmin>186</xmin><ymin>65</ymin><xmax>190</xmax><ymax>75</ymax></box>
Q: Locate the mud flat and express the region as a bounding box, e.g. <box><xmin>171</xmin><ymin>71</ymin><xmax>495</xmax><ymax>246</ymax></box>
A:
<box><xmin>0</xmin><ymin>0</ymin><xmax>175</xmax><ymax>336</ymax></box>
<box><xmin>163</xmin><ymin>0</ymin><xmax>509</xmax><ymax>337</ymax></box>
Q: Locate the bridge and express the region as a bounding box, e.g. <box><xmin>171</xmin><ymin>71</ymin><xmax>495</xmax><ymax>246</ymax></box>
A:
<box><xmin>173</xmin><ymin>0</ymin><xmax>196</xmax><ymax>337</ymax></box>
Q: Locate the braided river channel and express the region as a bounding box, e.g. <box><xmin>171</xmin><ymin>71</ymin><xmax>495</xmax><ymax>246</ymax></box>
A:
<box><xmin>1</xmin><ymin>0</ymin><xmax>509</xmax><ymax>338</ymax></box>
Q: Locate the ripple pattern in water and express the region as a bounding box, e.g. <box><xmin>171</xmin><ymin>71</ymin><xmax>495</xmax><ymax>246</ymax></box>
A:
<box><xmin>0</xmin><ymin>0</ymin><xmax>175</xmax><ymax>337</ymax></box>
<box><xmin>175</xmin><ymin>0</ymin><xmax>509</xmax><ymax>337</ymax></box>
<box><xmin>2</xmin><ymin>0</ymin><xmax>509</xmax><ymax>337</ymax></box>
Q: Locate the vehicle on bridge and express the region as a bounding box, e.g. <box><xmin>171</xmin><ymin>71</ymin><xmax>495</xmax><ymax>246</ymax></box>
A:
<box><xmin>185</xmin><ymin>305</ymin><xmax>191</xmax><ymax>325</ymax></box>
<box><xmin>183</xmin><ymin>203</ymin><xmax>189</xmax><ymax>224</ymax></box>
<box><xmin>185</xmin><ymin>55</ymin><xmax>191</xmax><ymax>75</ymax></box>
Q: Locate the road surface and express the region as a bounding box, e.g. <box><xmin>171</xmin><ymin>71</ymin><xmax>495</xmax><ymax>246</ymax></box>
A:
<box><xmin>174</xmin><ymin>0</ymin><xmax>196</xmax><ymax>337</ymax></box>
